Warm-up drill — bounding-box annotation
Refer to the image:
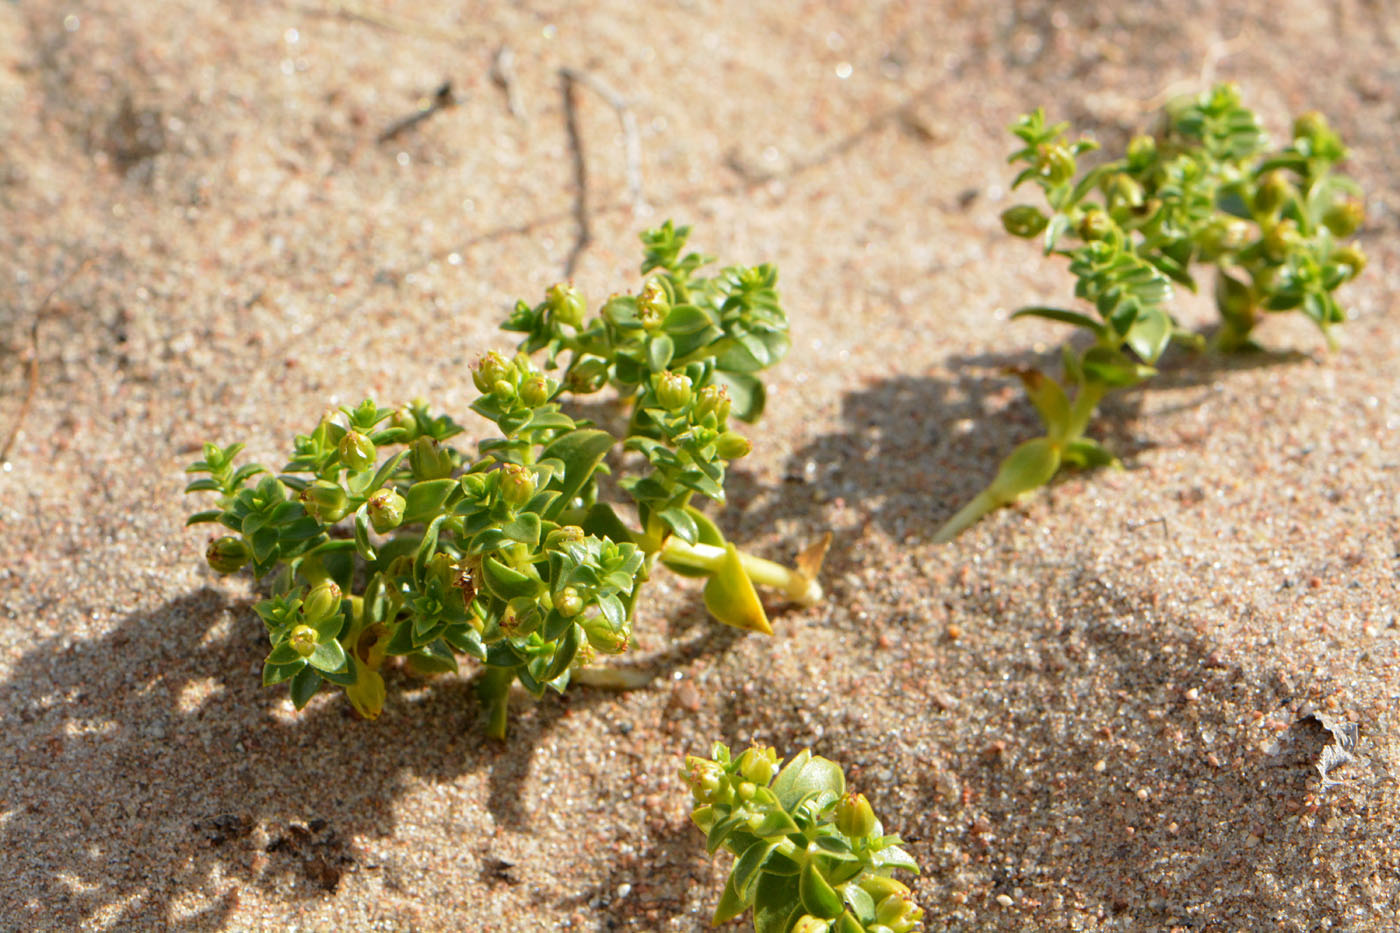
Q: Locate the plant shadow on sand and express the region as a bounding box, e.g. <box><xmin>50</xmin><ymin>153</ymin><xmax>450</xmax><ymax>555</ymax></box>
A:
<box><xmin>580</xmin><ymin>571</ymin><xmax>1387</xmax><ymax>930</ymax></box>
<box><xmin>0</xmin><ymin>586</ymin><xmax>741</xmax><ymax>930</ymax></box>
<box><xmin>724</xmin><ymin>336</ymin><xmax>1312</xmax><ymax>579</ymax></box>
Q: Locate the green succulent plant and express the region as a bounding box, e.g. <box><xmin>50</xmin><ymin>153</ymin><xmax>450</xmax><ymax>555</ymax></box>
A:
<box><xmin>936</xmin><ymin>84</ymin><xmax>1367</xmax><ymax>541</ymax></box>
<box><xmin>186</xmin><ymin>223</ymin><xmax>827</xmax><ymax>736</ymax></box>
<box><xmin>682</xmin><ymin>743</ymin><xmax>924</xmax><ymax>933</ymax></box>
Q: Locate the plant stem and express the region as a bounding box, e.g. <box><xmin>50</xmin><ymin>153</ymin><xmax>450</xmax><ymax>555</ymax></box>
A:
<box><xmin>478</xmin><ymin>666</ymin><xmax>515</xmax><ymax>740</ymax></box>
<box><xmin>659</xmin><ymin>538</ymin><xmax>822</xmax><ymax>606</ymax></box>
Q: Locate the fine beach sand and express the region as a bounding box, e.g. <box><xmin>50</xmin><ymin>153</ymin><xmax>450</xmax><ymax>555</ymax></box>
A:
<box><xmin>3</xmin><ymin>1</ymin><xmax>1399</xmax><ymax>929</ymax></box>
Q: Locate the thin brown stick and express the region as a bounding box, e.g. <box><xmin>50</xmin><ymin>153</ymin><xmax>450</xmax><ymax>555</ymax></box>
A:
<box><xmin>2</xmin><ymin>258</ymin><xmax>93</xmax><ymax>464</ymax></box>
<box><xmin>377</xmin><ymin>81</ymin><xmax>455</xmax><ymax>144</ymax></box>
<box><xmin>560</xmin><ymin>71</ymin><xmax>592</xmax><ymax>278</ymax></box>
<box><xmin>560</xmin><ymin>67</ymin><xmax>644</xmax><ymax>212</ymax></box>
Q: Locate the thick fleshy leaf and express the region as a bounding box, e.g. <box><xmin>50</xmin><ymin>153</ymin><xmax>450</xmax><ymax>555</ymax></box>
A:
<box><xmin>647</xmin><ymin>334</ymin><xmax>674</xmax><ymax>372</ymax></box>
<box><xmin>1082</xmin><ymin>346</ymin><xmax>1155</xmax><ymax>387</ymax></box>
<box><xmin>262</xmin><ymin>659</ymin><xmax>305</xmax><ymax>685</ymax></box>
<box><xmin>1124</xmin><ymin>309</ymin><xmax>1172</xmax><ymax>363</ymax></box>
<box><xmin>1013</xmin><ymin>368</ymin><xmax>1070</xmax><ymax>434</ymax></box>
<box><xmin>353</xmin><ymin>505</ymin><xmax>377</xmax><ymax>562</ymax></box>
<box><xmin>986</xmin><ymin>437</ymin><xmax>1061</xmax><ymax>505</ymax></box>
<box><xmin>541</xmin><ymin>623</ymin><xmax>583</xmax><ymax>682</ymax></box>
<box><xmin>1011</xmin><ymin>305</ymin><xmax>1103</xmax><ymax>333</ymax></box>
<box><xmin>872</xmin><ymin>845</ymin><xmax>920</xmax><ymax>873</ymax></box>
<box><xmin>1061</xmin><ymin>437</ymin><xmax>1118</xmax><ymax>469</ymax></box>
<box><xmin>711</xmin><ymin>871</ymin><xmax>750</xmax><ymax>925</ymax></box>
<box><xmin>732</xmin><ymin>840</ymin><xmax>778</xmax><ymax>901</ymax></box>
<box><xmin>752</xmin><ymin>871</ymin><xmax>803</xmax><ymax>933</ymax></box>
<box><xmin>658</xmin><ymin>506</ymin><xmax>698</xmax><ymax>545</ymax></box>
<box><xmin>842</xmin><ymin>885</ymin><xmax>876</xmax><ymax>925</ymax></box>
<box><xmin>706</xmin><ymin>812</ymin><xmax>748</xmax><ymax>854</ymax></box>
<box><xmin>402</xmin><ymin>478</ymin><xmax>457</xmax><ymax>525</ymax></box>
<box><xmin>702</xmin><ymin>544</ymin><xmax>771</xmax><ymax>634</ymax></box>
<box><xmin>772</xmin><ymin>751</ymin><xmax>846</xmax><ymax>811</ymax></box>
<box><xmin>307</xmin><ymin>637</ymin><xmax>348</xmax><ymax>673</ymax></box>
<box><xmin>715</xmin><ymin>371</ymin><xmax>767</xmax><ymax>422</ymax></box>
<box><xmin>289</xmin><ymin>666</ymin><xmax>323</xmax><ymax>709</ymax></box>
<box><xmin>799</xmin><ymin>861</ymin><xmax>844</xmax><ymax>919</ymax></box>
<box><xmin>540</xmin><ymin>430</ymin><xmax>615</xmax><ymax>519</ymax></box>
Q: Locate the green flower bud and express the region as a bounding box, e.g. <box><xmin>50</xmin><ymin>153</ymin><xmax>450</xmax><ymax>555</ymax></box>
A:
<box><xmin>566</xmin><ymin>357</ymin><xmax>610</xmax><ymax>394</ymax></box>
<box><xmin>519</xmin><ymin>373</ymin><xmax>551</xmax><ymax>408</ymax></box>
<box><xmin>655</xmin><ymin>371</ymin><xmax>693</xmax><ymax>411</ymax></box>
<box><xmin>1323</xmin><ymin>197</ymin><xmax>1364</xmax><ymax>237</ymax></box>
<box><xmin>1263</xmin><ymin>218</ymin><xmax>1300</xmax><ymax>263</ymax></box>
<box><xmin>736</xmin><ymin>780</ymin><xmax>756</xmax><ymax>801</ymax></box>
<box><xmin>302</xmin><ymin>580</ymin><xmax>343</xmax><ymax>625</ymax></box>
<box><xmin>791</xmin><ymin>917</ymin><xmax>831</xmax><ymax>933</ymax></box>
<box><xmin>1000</xmin><ymin>204</ymin><xmax>1049</xmax><ymax>238</ymax></box>
<box><xmin>835</xmin><ymin>791</ymin><xmax>877</xmax><ymax>839</ymax></box>
<box><xmin>545</xmin><ymin>281</ymin><xmax>586</xmax><ymax>328</ymax></box>
<box><xmin>692</xmin><ymin>384</ymin><xmax>732</xmax><ymax>425</ymax></box>
<box><xmin>714</xmin><ymin>431</ymin><xmax>751</xmax><ymax>460</ymax></box>
<box><xmin>1125</xmin><ymin>134</ymin><xmax>1156</xmax><ymax>171</ymax></box>
<box><xmin>367</xmin><ymin>487</ymin><xmax>407</xmax><ymax>533</ymax></box>
<box><xmin>390</xmin><ymin>405</ymin><xmax>420</xmax><ymax>441</ymax></box>
<box><xmin>580</xmin><ymin>614</ymin><xmax>629</xmax><ymax>654</ymax></box>
<box><xmin>1292</xmin><ymin>110</ymin><xmax>1329</xmax><ymax>142</ymax></box>
<box><xmin>409</xmin><ymin>436</ymin><xmax>454</xmax><ymax>480</ymax></box>
<box><xmin>1330</xmin><ymin>244</ymin><xmax>1367</xmax><ymax>279</ymax></box>
<box><xmin>338</xmin><ymin>430</ymin><xmax>376</xmax><ymax>471</ymax></box>
<box><xmin>545</xmin><ymin>525</ymin><xmax>586</xmax><ymax>550</ymax></box>
<box><xmin>1035</xmin><ymin>142</ymin><xmax>1075</xmax><ymax>186</ymax></box>
<box><xmin>682</xmin><ymin>756</ymin><xmax>726</xmax><ymax>803</ymax></box>
<box><xmin>300</xmin><ymin>480</ymin><xmax>349</xmax><ymax>523</ymax></box>
<box><xmin>1253</xmin><ymin>171</ymin><xmax>1291</xmax><ymax>217</ymax></box>
<box><xmin>876</xmin><ymin>891</ymin><xmax>920</xmax><ymax>926</ymax></box>
<box><xmin>288</xmin><ymin>624</ymin><xmax>319</xmax><ymax>658</ymax></box>
<box><xmin>736</xmin><ymin>745</ymin><xmax>778</xmax><ymax>785</ymax></box>
<box><xmin>498</xmin><ymin>464</ymin><xmax>536</xmax><ymax>510</ymax></box>
<box><xmin>472</xmin><ymin>351</ymin><xmax>516</xmax><ymax>395</ymax></box>
<box><xmin>1105</xmin><ymin>172</ymin><xmax>1144</xmax><ymax>210</ymax></box>
<box><xmin>636</xmin><ymin>278</ymin><xmax>669</xmax><ymax>329</ymax></box>
<box><xmin>555</xmin><ymin>586</ymin><xmax>584</xmax><ymax>618</ymax></box>
<box><xmin>205</xmin><ymin>535</ymin><xmax>252</xmax><ymax>574</ymax></box>
<box><xmin>858</xmin><ymin>875</ymin><xmax>912</xmax><ymax>902</ymax></box>
<box><xmin>1215</xmin><ymin>272</ymin><xmax>1256</xmax><ymax>332</ymax></box>
<box><xmin>1197</xmin><ymin>217</ymin><xmax>1252</xmax><ymax>261</ymax></box>
<box><xmin>1076</xmin><ymin>208</ymin><xmax>1113</xmax><ymax>242</ymax></box>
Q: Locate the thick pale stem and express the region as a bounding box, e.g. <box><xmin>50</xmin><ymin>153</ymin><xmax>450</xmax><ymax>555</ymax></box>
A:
<box><xmin>932</xmin><ymin>489</ymin><xmax>1003</xmax><ymax>544</ymax></box>
<box><xmin>478</xmin><ymin>667</ymin><xmax>515</xmax><ymax>740</ymax></box>
<box><xmin>659</xmin><ymin>538</ymin><xmax>822</xmax><ymax>606</ymax></box>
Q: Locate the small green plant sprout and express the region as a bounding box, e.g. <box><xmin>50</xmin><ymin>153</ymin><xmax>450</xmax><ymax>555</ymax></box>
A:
<box><xmin>682</xmin><ymin>744</ymin><xmax>924</xmax><ymax>933</ymax></box>
<box><xmin>186</xmin><ymin>223</ymin><xmax>828</xmax><ymax>737</ymax></box>
<box><xmin>935</xmin><ymin>84</ymin><xmax>1367</xmax><ymax>541</ymax></box>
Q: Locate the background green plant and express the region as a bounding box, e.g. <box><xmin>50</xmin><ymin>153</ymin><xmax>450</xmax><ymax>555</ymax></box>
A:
<box><xmin>186</xmin><ymin>223</ymin><xmax>826</xmax><ymax>736</ymax></box>
<box><xmin>935</xmin><ymin>84</ymin><xmax>1367</xmax><ymax>541</ymax></box>
<box><xmin>682</xmin><ymin>743</ymin><xmax>924</xmax><ymax>933</ymax></box>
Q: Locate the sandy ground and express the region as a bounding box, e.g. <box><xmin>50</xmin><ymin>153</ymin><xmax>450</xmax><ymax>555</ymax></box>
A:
<box><xmin>3</xmin><ymin>1</ymin><xmax>1400</xmax><ymax>930</ymax></box>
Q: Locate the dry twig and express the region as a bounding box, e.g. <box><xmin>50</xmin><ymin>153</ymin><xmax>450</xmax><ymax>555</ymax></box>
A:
<box><xmin>377</xmin><ymin>81</ymin><xmax>456</xmax><ymax>144</ymax></box>
<box><xmin>559</xmin><ymin>67</ymin><xmax>646</xmax><ymax>276</ymax></box>
<box><xmin>2</xmin><ymin>258</ymin><xmax>93</xmax><ymax>464</ymax></box>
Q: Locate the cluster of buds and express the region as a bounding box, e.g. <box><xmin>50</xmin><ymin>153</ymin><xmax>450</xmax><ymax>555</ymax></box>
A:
<box><xmin>472</xmin><ymin>350</ymin><xmax>556</xmax><ymax>410</ymax></box>
<box><xmin>682</xmin><ymin>743</ymin><xmax>923</xmax><ymax>933</ymax></box>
